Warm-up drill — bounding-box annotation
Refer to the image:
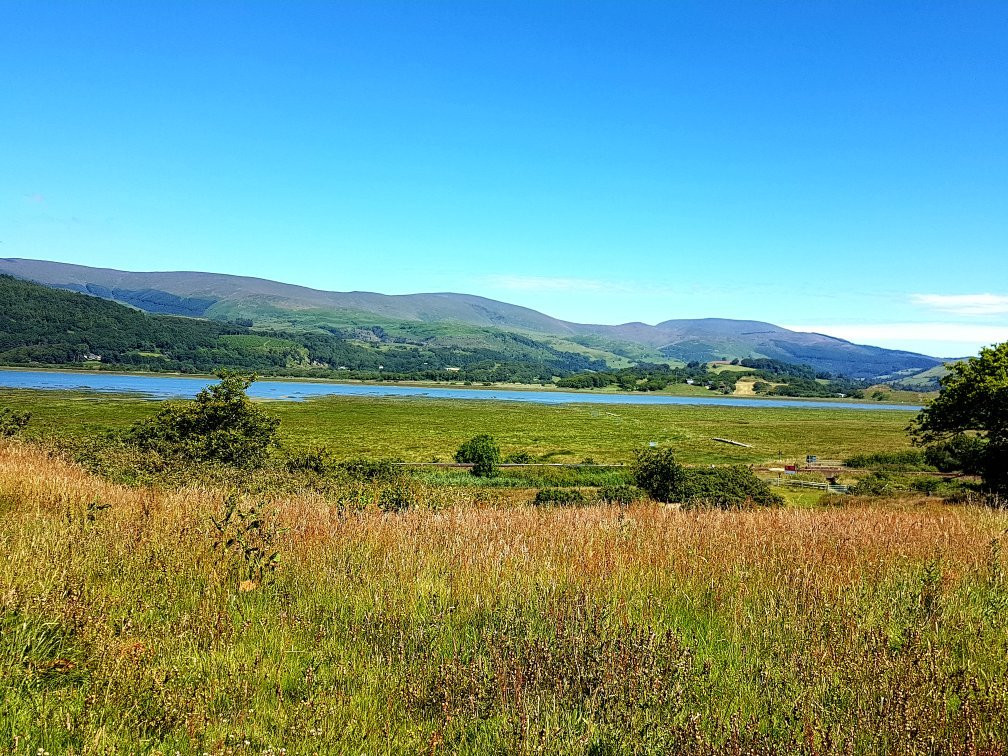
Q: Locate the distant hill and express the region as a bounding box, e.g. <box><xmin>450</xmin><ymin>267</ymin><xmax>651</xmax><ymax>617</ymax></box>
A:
<box><xmin>0</xmin><ymin>258</ymin><xmax>944</xmax><ymax>379</ymax></box>
<box><xmin>0</xmin><ymin>275</ymin><xmax>607</xmax><ymax>381</ymax></box>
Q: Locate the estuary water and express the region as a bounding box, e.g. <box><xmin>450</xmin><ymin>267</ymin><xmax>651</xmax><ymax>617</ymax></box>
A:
<box><xmin>0</xmin><ymin>369</ymin><xmax>922</xmax><ymax>411</ymax></box>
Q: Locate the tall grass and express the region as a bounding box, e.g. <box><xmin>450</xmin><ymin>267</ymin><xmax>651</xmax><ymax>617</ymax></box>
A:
<box><xmin>1</xmin><ymin>439</ymin><xmax>1007</xmax><ymax>753</ymax></box>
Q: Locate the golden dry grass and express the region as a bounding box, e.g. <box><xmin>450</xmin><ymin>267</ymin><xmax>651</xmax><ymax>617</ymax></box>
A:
<box><xmin>2</xmin><ymin>439</ymin><xmax>1007</xmax><ymax>753</ymax></box>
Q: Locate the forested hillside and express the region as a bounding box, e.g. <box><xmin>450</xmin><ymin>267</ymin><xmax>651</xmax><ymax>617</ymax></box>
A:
<box><xmin>0</xmin><ymin>258</ymin><xmax>946</xmax><ymax>380</ymax></box>
<box><xmin>0</xmin><ymin>275</ymin><xmax>605</xmax><ymax>381</ymax></box>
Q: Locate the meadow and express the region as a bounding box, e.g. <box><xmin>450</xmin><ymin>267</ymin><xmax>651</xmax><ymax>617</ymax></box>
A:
<box><xmin>2</xmin><ymin>389</ymin><xmax>1006</xmax><ymax>753</ymax></box>
<box><xmin>0</xmin><ymin>388</ymin><xmax>918</xmax><ymax>466</ymax></box>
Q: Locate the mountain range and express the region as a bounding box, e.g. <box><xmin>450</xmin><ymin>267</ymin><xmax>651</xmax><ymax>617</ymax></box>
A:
<box><xmin>0</xmin><ymin>257</ymin><xmax>944</xmax><ymax>380</ymax></box>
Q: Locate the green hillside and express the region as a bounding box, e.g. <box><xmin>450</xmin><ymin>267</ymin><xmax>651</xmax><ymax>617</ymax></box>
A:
<box><xmin>0</xmin><ymin>276</ymin><xmax>609</xmax><ymax>381</ymax></box>
<box><xmin>0</xmin><ymin>258</ymin><xmax>947</xmax><ymax>379</ymax></box>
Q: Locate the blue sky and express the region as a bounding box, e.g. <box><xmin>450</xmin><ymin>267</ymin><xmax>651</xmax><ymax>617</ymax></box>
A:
<box><xmin>2</xmin><ymin>1</ymin><xmax>1006</xmax><ymax>357</ymax></box>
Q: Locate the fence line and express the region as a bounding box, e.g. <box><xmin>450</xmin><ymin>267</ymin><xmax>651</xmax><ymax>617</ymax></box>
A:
<box><xmin>771</xmin><ymin>479</ymin><xmax>849</xmax><ymax>494</ymax></box>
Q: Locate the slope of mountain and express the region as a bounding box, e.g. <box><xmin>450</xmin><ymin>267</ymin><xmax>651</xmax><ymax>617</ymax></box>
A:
<box><xmin>0</xmin><ymin>258</ymin><xmax>944</xmax><ymax>379</ymax></box>
<box><xmin>0</xmin><ymin>275</ymin><xmax>607</xmax><ymax>379</ymax></box>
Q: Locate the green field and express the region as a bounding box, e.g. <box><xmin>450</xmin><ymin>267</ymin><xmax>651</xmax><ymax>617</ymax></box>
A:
<box><xmin>0</xmin><ymin>388</ymin><xmax>918</xmax><ymax>466</ymax></box>
<box><xmin>3</xmin><ymin>385</ymin><xmax>1007</xmax><ymax>753</ymax></box>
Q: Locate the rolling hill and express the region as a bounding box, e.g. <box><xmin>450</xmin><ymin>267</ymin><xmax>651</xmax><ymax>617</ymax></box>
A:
<box><xmin>0</xmin><ymin>258</ymin><xmax>945</xmax><ymax>379</ymax></box>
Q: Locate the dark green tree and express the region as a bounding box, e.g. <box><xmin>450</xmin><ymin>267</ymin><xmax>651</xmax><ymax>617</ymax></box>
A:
<box><xmin>455</xmin><ymin>434</ymin><xmax>500</xmax><ymax>477</ymax></box>
<box><xmin>125</xmin><ymin>372</ymin><xmax>280</xmax><ymax>466</ymax></box>
<box><xmin>911</xmin><ymin>342</ymin><xmax>1008</xmax><ymax>492</ymax></box>
<box><xmin>632</xmin><ymin>446</ymin><xmax>684</xmax><ymax>503</ymax></box>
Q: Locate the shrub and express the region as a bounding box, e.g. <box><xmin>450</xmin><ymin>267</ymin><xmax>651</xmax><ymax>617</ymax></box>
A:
<box><xmin>341</xmin><ymin>458</ymin><xmax>402</xmax><ymax>482</ymax></box>
<box><xmin>909</xmin><ymin>477</ymin><xmax>944</xmax><ymax>496</ymax></box>
<box><xmin>598</xmin><ymin>483</ymin><xmax>640</xmax><ymax>506</ymax></box>
<box><xmin>924</xmin><ymin>435</ymin><xmax>986</xmax><ymax>475</ymax></box>
<box><xmin>0</xmin><ymin>407</ymin><xmax>30</xmax><ymax>438</ymax></box>
<box><xmin>534</xmin><ymin>488</ymin><xmax>585</xmax><ymax>506</ymax></box>
<box><xmin>633</xmin><ymin>447</ymin><xmax>780</xmax><ymax>508</ymax></box>
<box><xmin>632</xmin><ymin>447</ymin><xmax>684</xmax><ymax>503</ymax></box>
<box><xmin>851</xmin><ymin>472</ymin><xmax>901</xmax><ymax>496</ymax></box>
<box><xmin>377</xmin><ymin>480</ymin><xmax>420</xmax><ymax>512</ymax></box>
<box><xmin>455</xmin><ymin>434</ymin><xmax>500</xmax><ymax>477</ymax></box>
<box><xmin>844</xmin><ymin>450</ymin><xmax>930</xmax><ymax>471</ymax></box>
<box><xmin>675</xmin><ymin>467</ymin><xmax>783</xmax><ymax>508</ymax></box>
<box><xmin>124</xmin><ymin>372</ymin><xmax>279</xmax><ymax>467</ymax></box>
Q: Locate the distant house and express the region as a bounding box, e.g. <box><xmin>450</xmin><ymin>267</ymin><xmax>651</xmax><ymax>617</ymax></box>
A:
<box><xmin>686</xmin><ymin>378</ymin><xmax>694</xmax><ymax>385</ymax></box>
<box><xmin>83</xmin><ymin>352</ymin><xmax>102</xmax><ymax>361</ymax></box>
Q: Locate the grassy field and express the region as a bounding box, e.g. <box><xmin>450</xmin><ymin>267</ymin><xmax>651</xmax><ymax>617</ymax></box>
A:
<box><xmin>1</xmin><ymin>440</ymin><xmax>1006</xmax><ymax>753</ymax></box>
<box><xmin>0</xmin><ymin>388</ymin><xmax>919</xmax><ymax>466</ymax></box>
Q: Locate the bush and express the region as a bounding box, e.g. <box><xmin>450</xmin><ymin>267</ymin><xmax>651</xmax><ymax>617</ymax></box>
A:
<box><xmin>844</xmin><ymin>450</ymin><xmax>930</xmax><ymax>471</ymax></box>
<box><xmin>341</xmin><ymin>458</ymin><xmax>403</xmax><ymax>482</ymax></box>
<box><xmin>376</xmin><ymin>480</ymin><xmax>420</xmax><ymax>512</ymax></box>
<box><xmin>598</xmin><ymin>483</ymin><xmax>640</xmax><ymax>506</ymax></box>
<box><xmin>632</xmin><ymin>447</ymin><xmax>684</xmax><ymax>503</ymax></box>
<box><xmin>924</xmin><ymin>435</ymin><xmax>986</xmax><ymax>475</ymax></box>
<box><xmin>633</xmin><ymin>447</ymin><xmax>781</xmax><ymax>508</ymax></box>
<box><xmin>534</xmin><ymin>488</ymin><xmax>585</xmax><ymax>506</ymax></box>
<box><xmin>675</xmin><ymin>467</ymin><xmax>783</xmax><ymax>508</ymax></box>
<box><xmin>455</xmin><ymin>434</ymin><xmax>500</xmax><ymax>477</ymax></box>
<box><xmin>286</xmin><ymin>446</ymin><xmax>337</xmax><ymax>475</ymax></box>
<box><xmin>124</xmin><ymin>372</ymin><xmax>279</xmax><ymax>467</ymax></box>
<box><xmin>851</xmin><ymin>472</ymin><xmax>901</xmax><ymax>496</ymax></box>
<box><xmin>909</xmin><ymin>477</ymin><xmax>944</xmax><ymax>496</ymax></box>
<box><xmin>0</xmin><ymin>407</ymin><xmax>30</xmax><ymax>438</ymax></box>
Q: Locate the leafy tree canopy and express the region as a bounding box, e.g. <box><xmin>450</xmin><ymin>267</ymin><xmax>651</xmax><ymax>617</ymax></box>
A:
<box><xmin>912</xmin><ymin>342</ymin><xmax>1008</xmax><ymax>491</ymax></box>
<box><xmin>633</xmin><ymin>446</ymin><xmax>781</xmax><ymax>507</ymax></box>
<box><xmin>125</xmin><ymin>372</ymin><xmax>280</xmax><ymax>467</ymax></box>
<box><xmin>454</xmin><ymin>434</ymin><xmax>500</xmax><ymax>477</ymax></box>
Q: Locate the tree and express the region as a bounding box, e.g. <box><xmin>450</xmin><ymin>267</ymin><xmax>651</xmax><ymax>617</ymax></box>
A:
<box><xmin>632</xmin><ymin>446</ymin><xmax>684</xmax><ymax>503</ymax></box>
<box><xmin>454</xmin><ymin>434</ymin><xmax>500</xmax><ymax>477</ymax></box>
<box><xmin>633</xmin><ymin>446</ymin><xmax>781</xmax><ymax>507</ymax></box>
<box><xmin>911</xmin><ymin>342</ymin><xmax>1008</xmax><ymax>492</ymax></box>
<box><xmin>125</xmin><ymin>372</ymin><xmax>280</xmax><ymax>466</ymax></box>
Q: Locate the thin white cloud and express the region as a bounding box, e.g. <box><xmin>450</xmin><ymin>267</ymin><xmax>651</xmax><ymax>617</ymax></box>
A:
<box><xmin>912</xmin><ymin>293</ymin><xmax>1008</xmax><ymax>316</ymax></box>
<box><xmin>484</xmin><ymin>274</ymin><xmax>630</xmax><ymax>293</ymax></box>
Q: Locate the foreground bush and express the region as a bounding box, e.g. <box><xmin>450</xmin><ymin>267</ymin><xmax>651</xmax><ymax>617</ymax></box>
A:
<box><xmin>632</xmin><ymin>447</ymin><xmax>684</xmax><ymax>503</ymax></box>
<box><xmin>124</xmin><ymin>372</ymin><xmax>279</xmax><ymax>467</ymax></box>
<box><xmin>598</xmin><ymin>482</ymin><xmax>641</xmax><ymax>506</ymax></box>
<box><xmin>676</xmin><ymin>466</ymin><xmax>783</xmax><ymax>508</ymax></box>
<box><xmin>850</xmin><ymin>471</ymin><xmax>900</xmax><ymax>496</ymax></box>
